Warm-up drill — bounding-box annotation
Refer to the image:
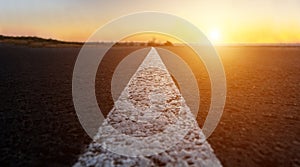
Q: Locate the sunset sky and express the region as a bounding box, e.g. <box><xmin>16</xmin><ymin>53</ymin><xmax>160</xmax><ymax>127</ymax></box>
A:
<box><xmin>1</xmin><ymin>0</ymin><xmax>300</xmax><ymax>44</ymax></box>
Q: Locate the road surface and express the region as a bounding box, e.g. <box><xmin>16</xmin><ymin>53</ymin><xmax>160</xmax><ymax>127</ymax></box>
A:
<box><xmin>74</xmin><ymin>48</ymin><xmax>221</xmax><ymax>167</ymax></box>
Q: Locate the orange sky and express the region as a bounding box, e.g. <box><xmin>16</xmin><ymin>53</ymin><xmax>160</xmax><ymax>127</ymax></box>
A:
<box><xmin>1</xmin><ymin>0</ymin><xmax>300</xmax><ymax>43</ymax></box>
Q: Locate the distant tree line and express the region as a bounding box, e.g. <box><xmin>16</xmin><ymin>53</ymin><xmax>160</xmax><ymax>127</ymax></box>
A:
<box><xmin>0</xmin><ymin>35</ymin><xmax>174</xmax><ymax>47</ymax></box>
<box><xmin>114</xmin><ymin>40</ymin><xmax>174</xmax><ymax>47</ymax></box>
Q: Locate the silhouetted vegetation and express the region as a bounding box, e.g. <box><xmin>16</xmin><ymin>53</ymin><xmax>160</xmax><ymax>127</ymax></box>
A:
<box><xmin>114</xmin><ymin>40</ymin><xmax>174</xmax><ymax>47</ymax></box>
<box><xmin>0</xmin><ymin>35</ymin><xmax>175</xmax><ymax>47</ymax></box>
<box><xmin>0</xmin><ymin>35</ymin><xmax>84</xmax><ymax>47</ymax></box>
<box><xmin>164</xmin><ymin>41</ymin><xmax>174</xmax><ymax>46</ymax></box>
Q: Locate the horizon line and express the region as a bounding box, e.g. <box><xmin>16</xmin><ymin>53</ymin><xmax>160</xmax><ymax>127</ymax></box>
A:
<box><xmin>1</xmin><ymin>34</ymin><xmax>300</xmax><ymax>46</ymax></box>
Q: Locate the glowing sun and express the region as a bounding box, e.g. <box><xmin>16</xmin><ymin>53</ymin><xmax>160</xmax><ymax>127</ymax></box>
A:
<box><xmin>209</xmin><ymin>29</ymin><xmax>221</xmax><ymax>43</ymax></box>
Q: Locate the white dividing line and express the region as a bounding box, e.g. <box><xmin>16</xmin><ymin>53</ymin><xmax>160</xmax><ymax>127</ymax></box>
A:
<box><xmin>74</xmin><ymin>47</ymin><xmax>222</xmax><ymax>167</ymax></box>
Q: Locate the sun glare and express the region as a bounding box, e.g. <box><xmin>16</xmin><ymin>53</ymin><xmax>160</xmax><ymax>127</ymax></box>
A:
<box><xmin>209</xmin><ymin>29</ymin><xmax>221</xmax><ymax>43</ymax></box>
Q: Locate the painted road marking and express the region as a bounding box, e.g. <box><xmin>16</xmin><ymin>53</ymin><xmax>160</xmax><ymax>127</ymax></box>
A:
<box><xmin>74</xmin><ymin>48</ymin><xmax>221</xmax><ymax>167</ymax></box>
